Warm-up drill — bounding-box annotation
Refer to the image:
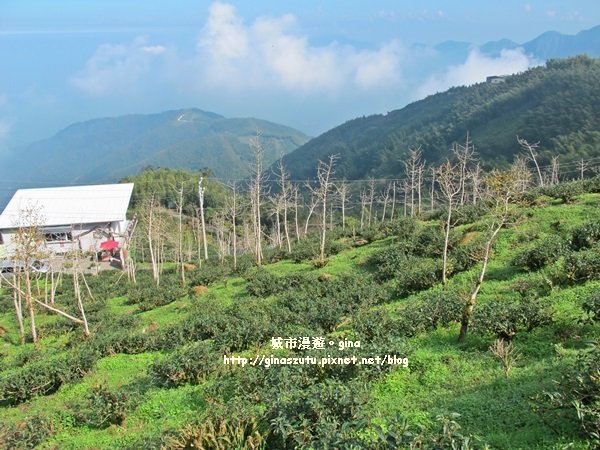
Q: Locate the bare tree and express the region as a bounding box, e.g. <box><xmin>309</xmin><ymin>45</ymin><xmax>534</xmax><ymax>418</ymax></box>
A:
<box><xmin>248</xmin><ymin>134</ymin><xmax>268</xmax><ymax>266</ymax></box>
<box><xmin>577</xmin><ymin>158</ymin><xmax>589</xmax><ymax>180</ymax></box>
<box><xmin>139</xmin><ymin>194</ymin><xmax>162</xmax><ymax>286</ymax></box>
<box><xmin>380</xmin><ymin>183</ymin><xmax>391</xmax><ymax>223</ymax></box>
<box><xmin>274</xmin><ymin>158</ymin><xmax>292</xmax><ymax>253</ymax></box>
<box><xmin>336</xmin><ymin>181</ymin><xmax>350</xmax><ymax>230</ymax></box>
<box><xmin>198</xmin><ymin>178</ymin><xmax>209</xmax><ymax>262</ymax></box>
<box><xmin>552</xmin><ymin>156</ymin><xmax>560</xmax><ymax>185</ymax></box>
<box><xmin>403</xmin><ymin>146</ymin><xmax>425</xmax><ymax>216</ymax></box>
<box><xmin>359</xmin><ymin>188</ymin><xmax>368</xmax><ymax>230</ymax></box>
<box><xmin>458</xmin><ymin>166</ymin><xmax>520</xmax><ymax>342</ymax></box>
<box><xmin>367</xmin><ymin>177</ymin><xmax>375</xmax><ymax>226</ymax></box>
<box><xmin>308</xmin><ymin>154</ymin><xmax>339</xmax><ymax>263</ymax></box>
<box><xmin>436</xmin><ymin>161</ymin><xmax>461</xmax><ymax>285</ymax></box>
<box><xmin>175</xmin><ymin>184</ymin><xmax>185</xmax><ymax>284</ymax></box>
<box><xmin>517</xmin><ymin>136</ymin><xmax>544</xmax><ymax>187</ymax></box>
<box><xmin>10</xmin><ymin>205</ymin><xmax>46</xmax><ymax>344</ymax></box>
<box><xmin>225</xmin><ymin>182</ymin><xmax>239</xmax><ymax>270</ymax></box>
<box><xmin>453</xmin><ymin>132</ymin><xmax>476</xmax><ymax>205</ymax></box>
<box><xmin>303</xmin><ymin>193</ymin><xmax>319</xmax><ymax>235</ymax></box>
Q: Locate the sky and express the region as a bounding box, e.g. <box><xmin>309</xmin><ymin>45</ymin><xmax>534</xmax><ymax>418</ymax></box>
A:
<box><xmin>1</xmin><ymin>0</ymin><xmax>599</xmax><ymax>151</ymax></box>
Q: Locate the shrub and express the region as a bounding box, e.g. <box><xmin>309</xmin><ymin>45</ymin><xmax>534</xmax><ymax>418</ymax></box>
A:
<box><xmin>582</xmin><ymin>291</ymin><xmax>600</xmax><ymax>323</ymax></box>
<box><xmin>571</xmin><ymin>220</ymin><xmax>600</xmax><ymax>251</ymax></box>
<box><xmin>0</xmin><ymin>414</ymin><xmax>55</xmax><ymax>449</ymax></box>
<box><xmin>71</xmin><ymin>383</ymin><xmax>128</xmax><ymax>428</ymax></box>
<box><xmin>188</xmin><ymin>264</ymin><xmax>231</xmax><ymax>286</ymax></box>
<box><xmin>511</xmin><ymin>234</ymin><xmax>568</xmax><ymax>271</ymax></box>
<box><xmin>244</xmin><ymin>269</ymin><xmax>312</xmax><ymax>298</ymax></box>
<box><xmin>150</xmin><ymin>340</ymin><xmax>217</xmax><ymax>387</ymax></box>
<box><xmin>471</xmin><ymin>296</ymin><xmax>551</xmax><ymax>340</ymax></box>
<box><xmin>564</xmin><ymin>245</ymin><xmax>600</xmax><ymax>282</ymax></box>
<box><xmin>127</xmin><ymin>276</ymin><xmax>187</xmax><ymax>311</ymax></box>
<box><xmin>396</xmin><ymin>257</ymin><xmax>443</xmax><ymax>297</ymax></box>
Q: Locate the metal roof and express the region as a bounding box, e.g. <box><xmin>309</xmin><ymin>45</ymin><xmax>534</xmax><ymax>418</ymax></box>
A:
<box><xmin>0</xmin><ymin>183</ymin><xmax>134</xmax><ymax>229</ymax></box>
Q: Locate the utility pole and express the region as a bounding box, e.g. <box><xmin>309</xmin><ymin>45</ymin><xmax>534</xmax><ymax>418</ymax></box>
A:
<box><xmin>198</xmin><ymin>178</ymin><xmax>208</xmax><ymax>261</ymax></box>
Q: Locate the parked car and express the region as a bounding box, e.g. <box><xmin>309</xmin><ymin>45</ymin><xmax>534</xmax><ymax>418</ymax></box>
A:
<box><xmin>0</xmin><ymin>259</ymin><xmax>49</xmax><ymax>274</ymax></box>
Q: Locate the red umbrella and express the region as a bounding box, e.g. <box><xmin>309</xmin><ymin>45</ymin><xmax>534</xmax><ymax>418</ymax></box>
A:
<box><xmin>100</xmin><ymin>240</ymin><xmax>120</xmax><ymax>250</ymax></box>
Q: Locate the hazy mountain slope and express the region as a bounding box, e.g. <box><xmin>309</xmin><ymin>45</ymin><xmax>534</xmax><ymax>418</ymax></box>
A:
<box><xmin>1</xmin><ymin>109</ymin><xmax>310</xmax><ymax>186</ymax></box>
<box><xmin>280</xmin><ymin>56</ymin><xmax>600</xmax><ymax>180</ymax></box>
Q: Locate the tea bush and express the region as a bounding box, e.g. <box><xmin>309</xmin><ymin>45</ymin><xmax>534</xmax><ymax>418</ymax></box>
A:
<box><xmin>150</xmin><ymin>340</ymin><xmax>217</xmax><ymax>387</ymax></box>
<box><xmin>511</xmin><ymin>234</ymin><xmax>568</xmax><ymax>271</ymax></box>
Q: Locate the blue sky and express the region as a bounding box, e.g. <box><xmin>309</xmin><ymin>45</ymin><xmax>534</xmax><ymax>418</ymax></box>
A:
<box><xmin>1</xmin><ymin>0</ymin><xmax>599</xmax><ymax>149</ymax></box>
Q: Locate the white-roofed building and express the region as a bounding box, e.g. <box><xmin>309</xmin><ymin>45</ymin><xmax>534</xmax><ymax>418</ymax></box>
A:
<box><xmin>0</xmin><ymin>183</ymin><xmax>135</xmax><ymax>256</ymax></box>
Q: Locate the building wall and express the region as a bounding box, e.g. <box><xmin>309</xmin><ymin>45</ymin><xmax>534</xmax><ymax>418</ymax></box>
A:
<box><xmin>0</xmin><ymin>219</ymin><xmax>129</xmax><ymax>257</ymax></box>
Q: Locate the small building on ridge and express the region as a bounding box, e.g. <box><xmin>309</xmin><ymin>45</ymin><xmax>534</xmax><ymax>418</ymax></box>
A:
<box><xmin>0</xmin><ymin>183</ymin><xmax>135</xmax><ymax>256</ymax></box>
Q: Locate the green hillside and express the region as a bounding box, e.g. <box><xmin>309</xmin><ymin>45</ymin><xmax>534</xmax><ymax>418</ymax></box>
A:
<box><xmin>281</xmin><ymin>56</ymin><xmax>600</xmax><ymax>180</ymax></box>
<box><xmin>1</xmin><ymin>178</ymin><xmax>599</xmax><ymax>449</ymax></box>
<box><xmin>2</xmin><ymin>109</ymin><xmax>309</xmax><ymax>185</ymax></box>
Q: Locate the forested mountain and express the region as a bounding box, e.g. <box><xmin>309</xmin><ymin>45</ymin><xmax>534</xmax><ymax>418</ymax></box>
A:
<box><xmin>280</xmin><ymin>56</ymin><xmax>600</xmax><ymax>181</ymax></box>
<box><xmin>0</xmin><ymin>109</ymin><xmax>309</xmax><ymax>186</ymax></box>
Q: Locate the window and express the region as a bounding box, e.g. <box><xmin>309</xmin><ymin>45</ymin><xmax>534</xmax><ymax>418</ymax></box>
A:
<box><xmin>44</xmin><ymin>232</ymin><xmax>73</xmax><ymax>242</ymax></box>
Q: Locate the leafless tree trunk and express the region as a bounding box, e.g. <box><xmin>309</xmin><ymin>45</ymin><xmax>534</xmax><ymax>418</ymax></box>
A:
<box><xmin>403</xmin><ymin>146</ymin><xmax>425</xmax><ymax>216</ymax></box>
<box><xmin>12</xmin><ymin>284</ymin><xmax>25</xmax><ymax>344</ymax></box>
<box><xmin>436</xmin><ymin>161</ymin><xmax>461</xmax><ymax>285</ymax></box>
<box><xmin>309</xmin><ymin>154</ymin><xmax>339</xmax><ymax>263</ymax></box>
<box><xmin>458</xmin><ymin>167</ymin><xmax>519</xmax><ymax>342</ymax></box>
<box><xmin>577</xmin><ymin>158</ymin><xmax>589</xmax><ymax>180</ymax></box>
<box><xmin>367</xmin><ymin>178</ymin><xmax>375</xmax><ymax>226</ymax></box>
<box><xmin>517</xmin><ymin>136</ymin><xmax>544</xmax><ymax>187</ymax></box>
<box><xmin>550</xmin><ymin>156</ymin><xmax>560</xmax><ymax>186</ymax></box>
<box><xmin>198</xmin><ymin>178</ymin><xmax>209</xmax><ymax>262</ymax></box>
<box><xmin>175</xmin><ymin>184</ymin><xmax>185</xmax><ymax>284</ymax></box>
<box><xmin>380</xmin><ymin>183</ymin><xmax>391</xmax><ymax>223</ymax></box>
<box><xmin>390</xmin><ymin>181</ymin><xmax>397</xmax><ymax>221</ymax></box>
<box><xmin>249</xmin><ymin>134</ymin><xmax>267</xmax><ymax>266</ymax></box>
<box><xmin>274</xmin><ymin>158</ymin><xmax>292</xmax><ymax>252</ymax></box>
<box><xmin>337</xmin><ymin>181</ymin><xmax>350</xmax><ymax>230</ymax></box>
<box><xmin>227</xmin><ymin>182</ymin><xmax>239</xmax><ymax>269</ymax></box>
<box><xmin>293</xmin><ymin>185</ymin><xmax>301</xmax><ymax>242</ymax></box>
<box><xmin>304</xmin><ymin>193</ymin><xmax>319</xmax><ymax>235</ymax></box>
<box><xmin>359</xmin><ymin>189</ymin><xmax>368</xmax><ymax>230</ymax></box>
<box><xmin>453</xmin><ymin>132</ymin><xmax>476</xmax><ymax>205</ymax></box>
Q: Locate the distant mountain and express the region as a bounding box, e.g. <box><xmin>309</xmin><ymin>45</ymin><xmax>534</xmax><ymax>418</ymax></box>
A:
<box><xmin>433</xmin><ymin>24</ymin><xmax>600</xmax><ymax>60</ymax></box>
<box><xmin>279</xmin><ymin>56</ymin><xmax>600</xmax><ymax>181</ymax></box>
<box><xmin>0</xmin><ymin>109</ymin><xmax>310</xmax><ymax>188</ymax></box>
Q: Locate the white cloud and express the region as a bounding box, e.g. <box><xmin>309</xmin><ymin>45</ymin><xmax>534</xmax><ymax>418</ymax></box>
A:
<box><xmin>416</xmin><ymin>48</ymin><xmax>537</xmax><ymax>99</ymax></box>
<box><xmin>70</xmin><ymin>37</ymin><xmax>166</xmax><ymax>96</ymax></box>
<box><xmin>143</xmin><ymin>45</ymin><xmax>166</xmax><ymax>55</ymax></box>
<box><xmin>188</xmin><ymin>2</ymin><xmax>405</xmax><ymax>94</ymax></box>
<box><xmin>199</xmin><ymin>2</ymin><xmax>248</xmax><ymax>60</ymax></box>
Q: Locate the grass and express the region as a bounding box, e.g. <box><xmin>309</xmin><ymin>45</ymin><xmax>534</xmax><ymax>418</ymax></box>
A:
<box><xmin>1</xmin><ymin>193</ymin><xmax>599</xmax><ymax>449</ymax></box>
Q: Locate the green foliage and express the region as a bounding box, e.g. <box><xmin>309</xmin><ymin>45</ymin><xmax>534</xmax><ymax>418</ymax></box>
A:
<box><xmin>286</xmin><ymin>233</ymin><xmax>350</xmax><ymax>263</ymax></box>
<box><xmin>564</xmin><ymin>244</ymin><xmax>600</xmax><ymax>282</ymax></box>
<box><xmin>126</xmin><ymin>274</ymin><xmax>187</xmax><ymax>311</ymax></box>
<box><xmin>277</xmin><ymin>275</ymin><xmax>388</xmax><ymax>333</ymax></box>
<box><xmin>570</xmin><ymin>219</ymin><xmax>600</xmax><ymax>251</ymax></box>
<box><xmin>188</xmin><ymin>264</ymin><xmax>232</xmax><ymax>287</ymax></box>
<box><xmin>0</xmin><ymin>414</ymin><xmax>55</xmax><ymax>449</ymax></box>
<box><xmin>150</xmin><ymin>340</ymin><xmax>217</xmax><ymax>387</ymax></box>
<box><xmin>511</xmin><ymin>234</ymin><xmax>568</xmax><ymax>271</ymax></box>
<box><xmin>535</xmin><ymin>341</ymin><xmax>600</xmax><ymax>443</ymax></box>
<box><xmin>283</xmin><ymin>56</ymin><xmax>600</xmax><ymax>181</ymax></box>
<box><xmin>471</xmin><ymin>296</ymin><xmax>551</xmax><ymax>340</ymax></box>
<box><xmin>244</xmin><ymin>268</ymin><xmax>311</xmax><ymax>298</ymax></box>
<box><xmin>163</xmin><ymin>415</ymin><xmax>266</xmax><ymax>450</ymax></box>
<box><xmin>0</xmin><ymin>349</ymin><xmax>97</xmax><ymax>406</ymax></box>
<box><xmin>582</xmin><ymin>291</ymin><xmax>600</xmax><ymax>323</ymax></box>
<box><xmin>396</xmin><ymin>257</ymin><xmax>443</xmax><ymax>297</ymax></box>
<box><xmin>71</xmin><ymin>383</ymin><xmax>129</xmax><ymax>429</ymax></box>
